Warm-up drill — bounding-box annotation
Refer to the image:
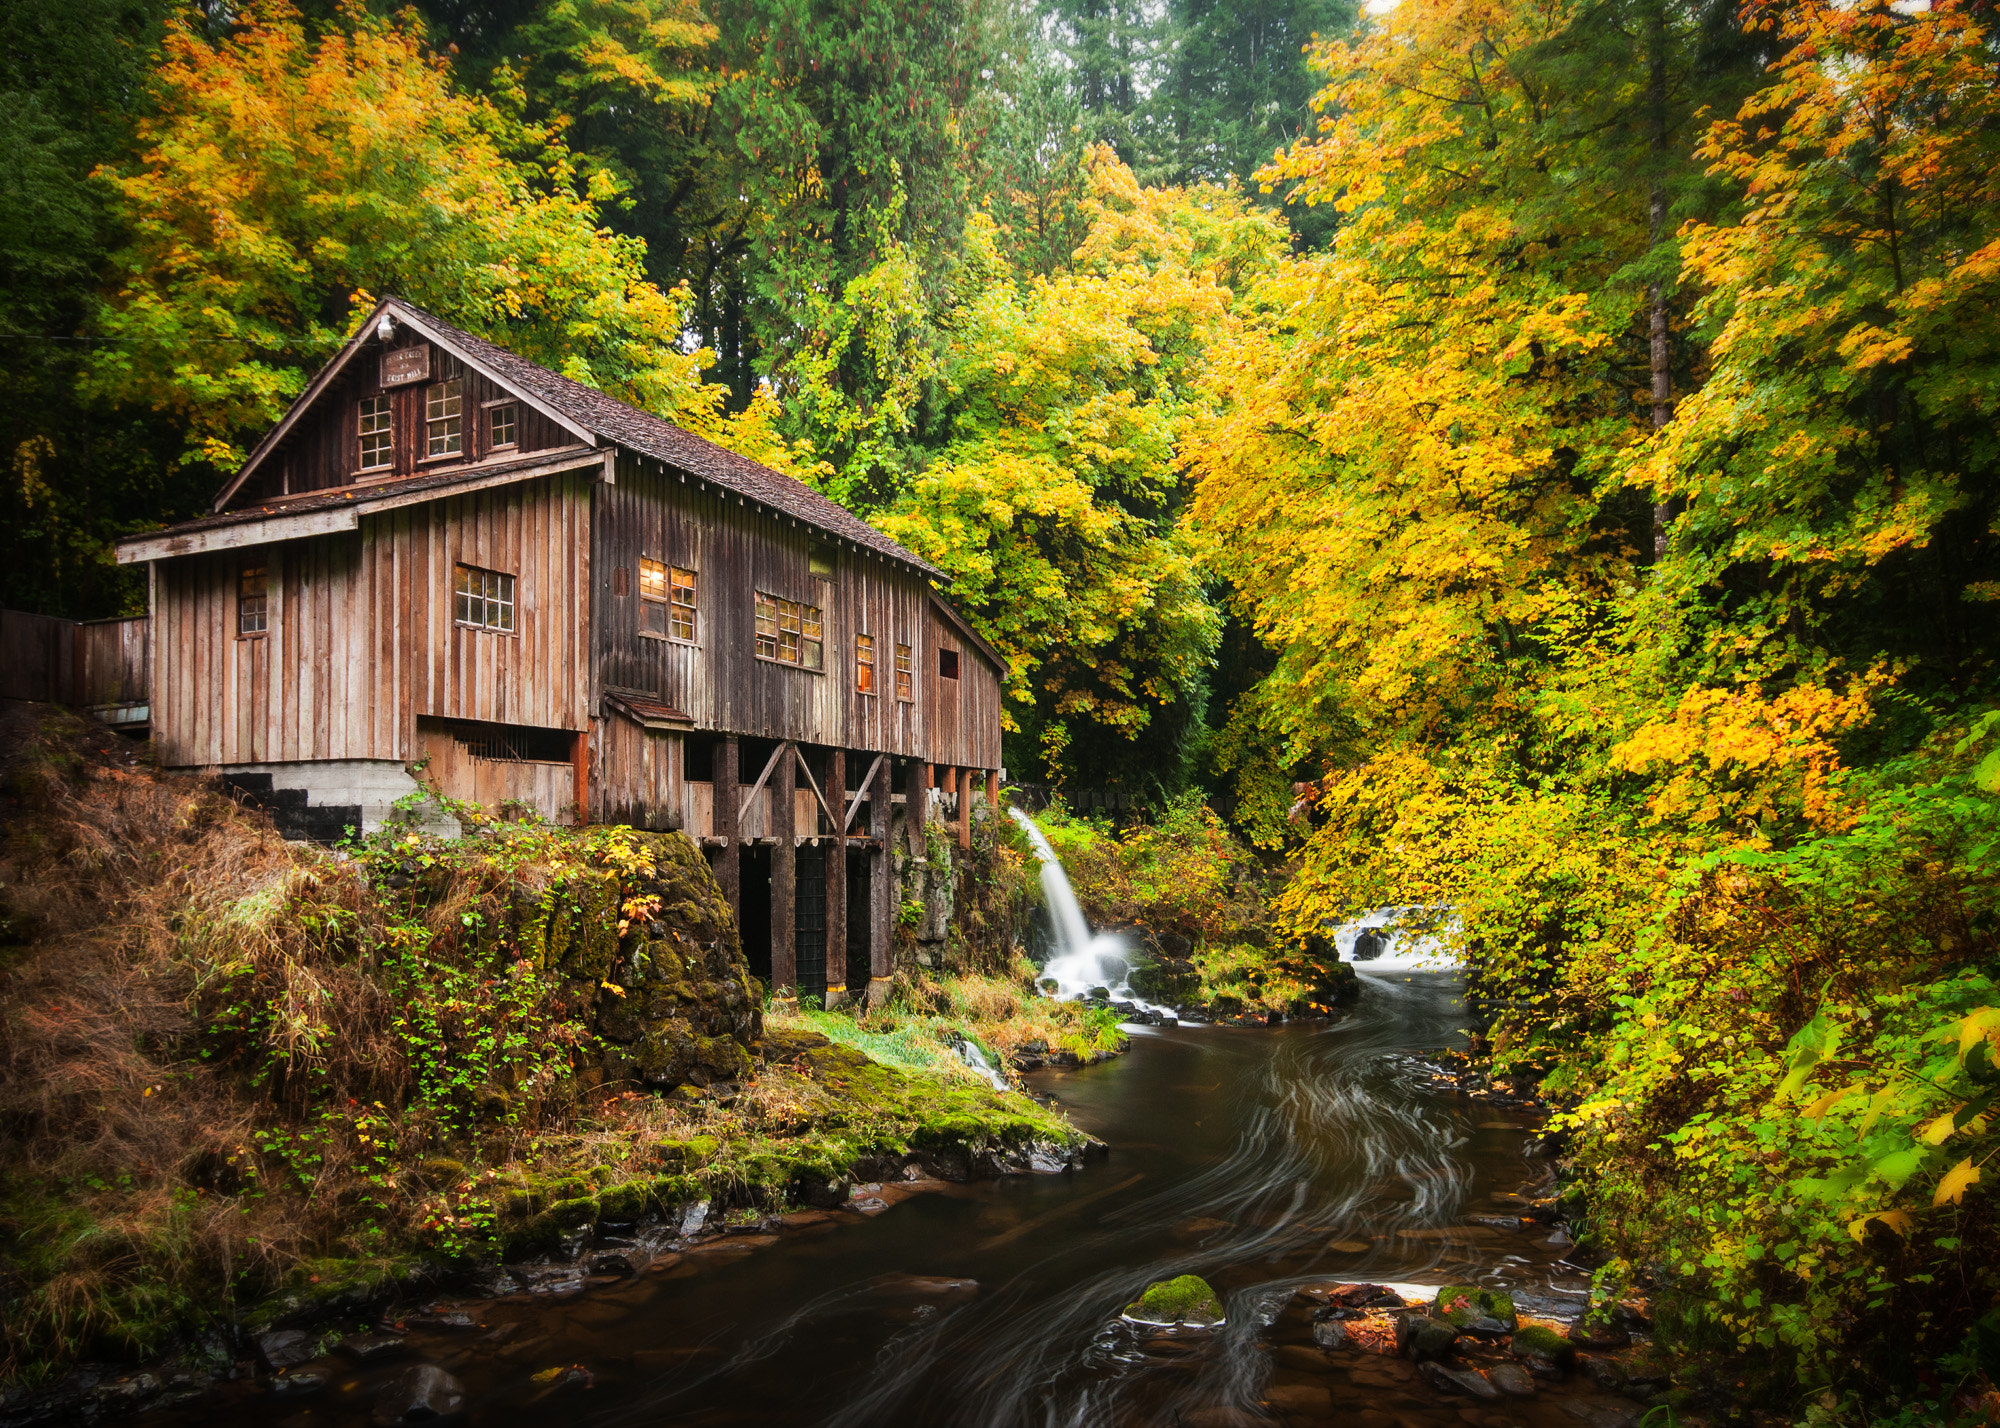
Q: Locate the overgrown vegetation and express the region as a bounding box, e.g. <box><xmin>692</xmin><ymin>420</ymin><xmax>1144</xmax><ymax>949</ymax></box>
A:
<box><xmin>0</xmin><ymin>711</ymin><xmax>1081</xmax><ymax>1388</ymax></box>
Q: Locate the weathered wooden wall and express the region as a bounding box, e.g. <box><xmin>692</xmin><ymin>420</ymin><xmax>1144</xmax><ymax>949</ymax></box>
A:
<box><xmin>152</xmin><ymin>472</ymin><xmax>591</xmax><ymax>775</ymax></box>
<box><xmin>1</xmin><ymin>610</ymin><xmax>149</xmax><ymax>712</ymax></box>
<box><xmin>234</xmin><ymin>340</ymin><xmax>579</xmax><ymax>505</ymax></box>
<box><xmin>591</xmin><ymin>455</ymin><xmax>1004</xmax><ymax>772</ymax></box>
<box><xmin>413</xmin><ymin>720</ymin><xmax>576</xmax><ymax>823</ymax></box>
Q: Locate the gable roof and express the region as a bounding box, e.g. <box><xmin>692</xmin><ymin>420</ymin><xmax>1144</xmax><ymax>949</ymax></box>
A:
<box><xmin>211</xmin><ymin>297</ymin><xmax>941</xmax><ymax>579</ymax></box>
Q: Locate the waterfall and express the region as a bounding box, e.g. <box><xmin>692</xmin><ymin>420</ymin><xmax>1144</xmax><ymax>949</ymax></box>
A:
<box><xmin>1009</xmin><ymin>807</ymin><xmax>1154</xmax><ymax>1006</ymax></box>
<box><xmin>1333</xmin><ymin>906</ymin><xmax>1461</xmax><ymax>972</ymax></box>
<box><xmin>952</xmin><ymin>1036</ymin><xmax>1010</xmax><ymax>1091</ymax></box>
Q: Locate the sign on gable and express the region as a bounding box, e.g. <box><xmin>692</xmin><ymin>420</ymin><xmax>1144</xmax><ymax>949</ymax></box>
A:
<box><xmin>382</xmin><ymin>346</ymin><xmax>431</xmax><ymax>387</ymax></box>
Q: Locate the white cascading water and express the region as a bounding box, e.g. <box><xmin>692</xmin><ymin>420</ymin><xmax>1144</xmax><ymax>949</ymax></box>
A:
<box><xmin>1009</xmin><ymin>807</ymin><xmax>1155</xmax><ymax>1004</ymax></box>
<box><xmin>954</xmin><ymin>1038</ymin><xmax>1011</xmax><ymax>1091</ymax></box>
<box><xmin>1333</xmin><ymin>906</ymin><xmax>1462</xmax><ymax>972</ymax></box>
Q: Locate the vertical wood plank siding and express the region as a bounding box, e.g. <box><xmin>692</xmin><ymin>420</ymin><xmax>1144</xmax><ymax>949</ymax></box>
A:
<box><xmin>590</xmin><ymin>455</ymin><xmax>1002</xmax><ymax>775</ymax></box>
<box><xmin>152</xmin><ymin>472</ymin><xmax>592</xmax><ymax>771</ymax></box>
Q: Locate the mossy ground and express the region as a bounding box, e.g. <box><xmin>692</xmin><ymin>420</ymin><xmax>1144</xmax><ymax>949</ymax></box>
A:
<box><xmin>0</xmin><ymin>709</ymin><xmax>1087</xmax><ymax>1390</ymax></box>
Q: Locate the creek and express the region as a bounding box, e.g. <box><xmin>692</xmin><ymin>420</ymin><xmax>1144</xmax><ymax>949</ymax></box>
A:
<box><xmin>168</xmin><ymin>971</ymin><xmax>1596</xmax><ymax>1428</ymax></box>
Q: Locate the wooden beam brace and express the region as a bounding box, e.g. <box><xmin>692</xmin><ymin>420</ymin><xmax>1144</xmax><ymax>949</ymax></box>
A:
<box><xmin>843</xmin><ymin>753</ymin><xmax>885</xmax><ymax>833</ymax></box>
<box><xmin>793</xmin><ymin>747</ymin><xmax>837</xmax><ymax>831</ymax></box>
<box><xmin>738</xmin><ymin>740</ymin><xmax>787</xmax><ymax>824</ymax></box>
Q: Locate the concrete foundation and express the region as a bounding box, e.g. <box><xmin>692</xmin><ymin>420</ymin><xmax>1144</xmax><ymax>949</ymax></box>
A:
<box><xmin>198</xmin><ymin>759</ymin><xmax>459</xmax><ymax>842</ymax></box>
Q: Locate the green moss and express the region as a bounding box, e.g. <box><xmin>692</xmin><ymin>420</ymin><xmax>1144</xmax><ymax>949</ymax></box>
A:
<box><xmin>1512</xmin><ymin>1325</ymin><xmax>1574</xmax><ymax>1359</ymax></box>
<box><xmin>1433</xmin><ymin>1285</ymin><xmax>1516</xmax><ymax>1329</ymax></box>
<box><xmin>595</xmin><ymin>1182</ymin><xmax>646</xmax><ymax>1221</ymax></box>
<box><xmin>1124</xmin><ymin>1275</ymin><xmax>1225</xmax><ymax>1326</ymax></box>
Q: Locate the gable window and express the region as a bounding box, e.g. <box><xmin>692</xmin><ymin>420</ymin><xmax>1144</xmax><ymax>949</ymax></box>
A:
<box><xmin>855</xmin><ymin>633</ymin><xmax>876</xmax><ymax>694</ymax></box>
<box><xmin>670</xmin><ymin>566</ymin><xmax>697</xmax><ymax>642</ymax></box>
<box><xmin>488</xmin><ymin>401</ymin><xmax>517</xmax><ymax>450</ymax></box>
<box><xmin>426</xmin><ymin>379</ymin><xmax>463</xmax><ymax>457</ymax></box>
<box><xmin>454</xmin><ymin>562</ymin><xmax>515</xmax><ymax>632</ymax></box>
<box><xmin>895</xmin><ymin>643</ymin><xmax>913</xmax><ymax>701</ymax></box>
<box><xmin>939</xmin><ymin>647</ymin><xmax>960</xmax><ymax>680</ymax></box>
<box><xmin>638</xmin><ymin>557</ymin><xmax>668</xmax><ymax>637</ymax></box>
<box><xmin>754</xmin><ymin>591</ymin><xmax>821</xmax><ymax>670</ymax></box>
<box><xmin>238</xmin><ymin>560</ymin><xmax>268</xmax><ymax>636</ymax></box>
<box><xmin>358</xmin><ymin>395</ymin><xmax>393</xmax><ymax>471</ymax></box>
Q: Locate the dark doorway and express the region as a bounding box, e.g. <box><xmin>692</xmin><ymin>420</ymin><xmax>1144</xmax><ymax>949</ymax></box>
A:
<box><xmin>739</xmin><ymin>846</ymin><xmax>772</xmax><ymax>989</ymax></box>
<box><xmin>795</xmin><ymin>844</ymin><xmax>827</xmax><ymax>999</ymax></box>
<box><xmin>845</xmin><ymin>848</ymin><xmax>871</xmax><ymax>992</ymax></box>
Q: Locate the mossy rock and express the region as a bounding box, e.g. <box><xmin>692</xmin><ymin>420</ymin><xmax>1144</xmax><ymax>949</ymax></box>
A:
<box><xmin>595</xmin><ymin>1182</ymin><xmax>647</xmax><ymax>1222</ymax></box>
<box><xmin>1432</xmin><ymin>1286</ymin><xmax>1516</xmax><ymax>1331</ymax></box>
<box><xmin>1123</xmin><ymin>1275</ymin><xmax>1225</xmax><ymax>1327</ymax></box>
<box><xmin>1511</xmin><ymin>1325</ymin><xmax>1574</xmax><ymax>1361</ymax></box>
<box><xmin>414</xmin><ymin>1158</ymin><xmax>466</xmax><ymax>1190</ymax></box>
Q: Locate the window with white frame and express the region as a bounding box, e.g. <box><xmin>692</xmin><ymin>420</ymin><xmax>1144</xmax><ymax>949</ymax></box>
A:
<box><xmin>358</xmin><ymin>395</ymin><xmax>393</xmax><ymax>471</ymax></box>
<box><xmin>454</xmin><ymin>563</ymin><xmax>514</xmax><ymax>632</ymax></box>
<box><xmin>426</xmin><ymin>379</ymin><xmax>463</xmax><ymax>457</ymax></box>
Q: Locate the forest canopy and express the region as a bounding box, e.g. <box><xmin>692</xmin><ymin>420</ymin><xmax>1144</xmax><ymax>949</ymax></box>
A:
<box><xmin>7</xmin><ymin>0</ymin><xmax>2000</xmax><ymax>1416</ymax></box>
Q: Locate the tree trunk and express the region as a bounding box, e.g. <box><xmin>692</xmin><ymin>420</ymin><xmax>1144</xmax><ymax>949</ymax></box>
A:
<box><xmin>1648</xmin><ymin>2</ymin><xmax>1674</xmax><ymax>563</ymax></box>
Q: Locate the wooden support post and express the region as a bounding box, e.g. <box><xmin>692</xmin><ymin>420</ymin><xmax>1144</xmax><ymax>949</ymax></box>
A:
<box><xmin>956</xmin><ymin>766</ymin><xmax>971</xmax><ymax>850</ymax></box>
<box><xmin>824</xmin><ymin>750</ymin><xmax>848</xmax><ymax>1008</ymax></box>
<box><xmin>771</xmin><ymin>742</ymin><xmax>797</xmax><ymax>998</ymax></box>
<box><xmin>987</xmin><ymin>768</ymin><xmax>1000</xmax><ymax>813</ymax></box>
<box><xmin>571</xmin><ymin>724</ymin><xmax>591</xmax><ymax>828</ymax></box>
<box><xmin>717</xmin><ymin>735</ymin><xmax>740</xmax><ymax>927</ymax></box>
<box><xmin>906</xmin><ymin>759</ymin><xmax>929</xmax><ymax>859</ymax></box>
<box><xmin>868</xmin><ymin>755</ymin><xmax>893</xmax><ymax>1008</ymax></box>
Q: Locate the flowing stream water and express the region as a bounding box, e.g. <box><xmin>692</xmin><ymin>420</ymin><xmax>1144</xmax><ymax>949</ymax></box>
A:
<box><xmin>159</xmin><ymin>972</ymin><xmax>1604</xmax><ymax>1428</ymax></box>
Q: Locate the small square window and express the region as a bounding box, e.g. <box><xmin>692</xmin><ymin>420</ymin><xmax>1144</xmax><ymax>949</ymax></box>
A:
<box><xmin>939</xmin><ymin>647</ymin><xmax>960</xmax><ymax>680</ymax></box>
<box><xmin>856</xmin><ymin>633</ymin><xmax>876</xmax><ymax>694</ymax></box>
<box><xmin>426</xmin><ymin>379</ymin><xmax>463</xmax><ymax>457</ymax></box>
<box><xmin>238</xmin><ymin>560</ymin><xmax>268</xmax><ymax>635</ymax></box>
<box><xmin>489</xmin><ymin>402</ymin><xmax>517</xmax><ymax>449</ymax></box>
<box><xmin>895</xmin><ymin>643</ymin><xmax>913</xmax><ymax>701</ymax></box>
<box><xmin>454</xmin><ymin>562</ymin><xmax>515</xmax><ymax>632</ymax></box>
<box><xmin>670</xmin><ymin>566</ymin><xmax>697</xmax><ymax>642</ymax></box>
<box><xmin>358</xmin><ymin>395</ymin><xmax>393</xmax><ymax>471</ymax></box>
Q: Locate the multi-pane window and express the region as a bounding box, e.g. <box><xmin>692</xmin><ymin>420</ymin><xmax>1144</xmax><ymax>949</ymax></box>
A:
<box><xmin>670</xmin><ymin>567</ymin><xmax>697</xmax><ymax>642</ymax></box>
<box><xmin>855</xmin><ymin>633</ymin><xmax>876</xmax><ymax>694</ymax></box>
<box><xmin>238</xmin><ymin>561</ymin><xmax>268</xmax><ymax>636</ymax></box>
<box><xmin>894</xmin><ymin>643</ymin><xmax>913</xmax><ymax>701</ymax></box>
<box><xmin>488</xmin><ymin>402</ymin><xmax>517</xmax><ymax>449</ymax></box>
<box><xmin>754</xmin><ymin>591</ymin><xmax>821</xmax><ymax>669</ymax></box>
<box><xmin>638</xmin><ymin>557</ymin><xmax>668</xmax><ymax>637</ymax></box>
<box><xmin>358</xmin><ymin>395</ymin><xmax>393</xmax><ymax>471</ymax></box>
<box><xmin>454</xmin><ymin>563</ymin><xmax>515</xmax><ymax>632</ymax></box>
<box><xmin>426</xmin><ymin>379</ymin><xmax>463</xmax><ymax>457</ymax></box>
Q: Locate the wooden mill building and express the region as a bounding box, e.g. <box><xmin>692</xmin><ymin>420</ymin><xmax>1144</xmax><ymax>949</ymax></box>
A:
<box><xmin>115</xmin><ymin>298</ymin><xmax>1007</xmax><ymax>1006</ymax></box>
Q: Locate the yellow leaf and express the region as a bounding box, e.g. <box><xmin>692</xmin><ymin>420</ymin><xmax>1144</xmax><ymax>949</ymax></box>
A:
<box><xmin>1918</xmin><ymin>1112</ymin><xmax>1957</xmax><ymax>1146</ymax></box>
<box><xmin>1955</xmin><ymin>1007</ymin><xmax>2000</xmax><ymax>1062</ymax></box>
<box><xmin>1933</xmin><ymin>1157</ymin><xmax>1981</xmax><ymax>1208</ymax></box>
<box><xmin>1802</xmin><ymin>1083</ymin><xmax>1862</xmax><ymax>1119</ymax></box>
<box><xmin>602</xmin><ymin>981</ymin><xmax>626</xmax><ymax>997</ymax></box>
<box><xmin>1847</xmin><ymin>1210</ymin><xmax>1914</xmax><ymax>1242</ymax></box>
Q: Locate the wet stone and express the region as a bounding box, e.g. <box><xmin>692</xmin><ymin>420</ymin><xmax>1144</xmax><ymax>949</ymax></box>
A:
<box><xmin>1418</xmin><ymin>1362</ymin><xmax>1501</xmax><ymax>1399</ymax></box>
<box><xmin>256</xmin><ymin>1330</ymin><xmax>318</xmax><ymax>1370</ymax></box>
<box><xmin>371</xmin><ymin>1364</ymin><xmax>467</xmax><ymax>1425</ymax></box>
<box><xmin>1274</xmin><ymin>1345</ymin><xmax>1338</xmax><ymax>1373</ymax></box>
<box><xmin>1485</xmin><ymin>1363</ymin><xmax>1536</xmax><ymax>1397</ymax></box>
<box><xmin>267</xmin><ymin>1371</ymin><xmax>327</xmax><ymax>1399</ymax></box>
<box><xmin>1576</xmin><ymin>1355</ymin><xmax>1627</xmax><ymax>1393</ymax></box>
<box><xmin>1396</xmin><ymin>1313</ymin><xmax>1460</xmax><ymax>1362</ymax></box>
<box><xmin>1311</xmin><ymin>1319</ymin><xmax>1349</xmax><ymax>1350</ymax></box>
<box><xmin>337</xmin><ymin>1332</ymin><xmax>409</xmax><ymax>1364</ymax></box>
<box><xmin>1263</xmin><ymin>1382</ymin><xmax>1332</xmax><ymax>1416</ymax></box>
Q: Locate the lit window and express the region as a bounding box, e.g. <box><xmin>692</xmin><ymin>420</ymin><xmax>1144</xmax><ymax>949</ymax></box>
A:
<box><xmin>358</xmin><ymin>395</ymin><xmax>393</xmax><ymax>470</ymax></box>
<box><xmin>639</xmin><ymin>557</ymin><xmax>668</xmax><ymax>636</ymax></box>
<box><xmin>426</xmin><ymin>379</ymin><xmax>463</xmax><ymax>457</ymax></box>
<box><xmin>454</xmin><ymin>563</ymin><xmax>514</xmax><ymax>632</ymax></box>
<box><xmin>895</xmin><ymin>643</ymin><xmax>912</xmax><ymax>701</ymax></box>
<box><xmin>754</xmin><ymin>590</ymin><xmax>821</xmax><ymax>669</ymax></box>
<box><xmin>238</xmin><ymin>561</ymin><xmax>268</xmax><ymax>635</ymax></box>
<box><xmin>856</xmin><ymin>633</ymin><xmax>876</xmax><ymax>694</ymax></box>
<box><xmin>489</xmin><ymin>402</ymin><xmax>517</xmax><ymax>449</ymax></box>
<box><xmin>939</xmin><ymin>647</ymin><xmax>960</xmax><ymax>680</ymax></box>
<box><xmin>670</xmin><ymin>566</ymin><xmax>697</xmax><ymax>642</ymax></box>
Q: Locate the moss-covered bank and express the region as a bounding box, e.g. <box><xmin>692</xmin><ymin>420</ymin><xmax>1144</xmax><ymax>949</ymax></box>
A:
<box><xmin>0</xmin><ymin>707</ymin><xmax>1089</xmax><ymax>1395</ymax></box>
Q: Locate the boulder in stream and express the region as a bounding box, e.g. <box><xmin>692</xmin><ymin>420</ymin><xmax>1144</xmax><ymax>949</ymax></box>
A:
<box><xmin>371</xmin><ymin>1364</ymin><xmax>466</xmax><ymax>1424</ymax></box>
<box><xmin>1122</xmin><ymin>1275</ymin><xmax>1225</xmax><ymax>1328</ymax></box>
<box><xmin>1430</xmin><ymin>1285</ymin><xmax>1517</xmax><ymax>1334</ymax></box>
<box><xmin>1395</xmin><ymin>1312</ymin><xmax>1460</xmax><ymax>1362</ymax></box>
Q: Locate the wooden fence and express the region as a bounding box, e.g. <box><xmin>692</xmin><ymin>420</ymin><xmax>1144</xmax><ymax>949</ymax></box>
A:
<box><xmin>0</xmin><ymin>610</ymin><xmax>150</xmax><ymax>726</ymax></box>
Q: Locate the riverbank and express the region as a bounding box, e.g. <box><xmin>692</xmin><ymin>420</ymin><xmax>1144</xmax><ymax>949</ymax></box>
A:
<box><xmin>0</xmin><ymin>707</ymin><xmax>1094</xmax><ymax>1411</ymax></box>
